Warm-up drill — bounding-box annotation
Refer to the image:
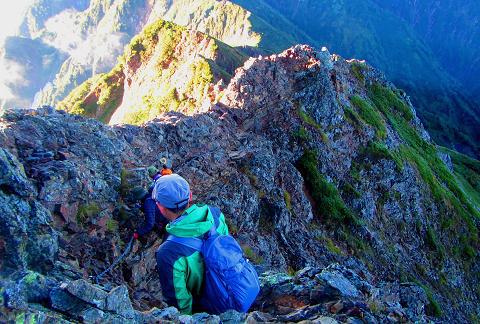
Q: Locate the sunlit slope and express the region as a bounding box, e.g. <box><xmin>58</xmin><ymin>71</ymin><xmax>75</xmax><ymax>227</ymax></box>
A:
<box><xmin>58</xmin><ymin>20</ymin><xmax>247</xmax><ymax>124</ymax></box>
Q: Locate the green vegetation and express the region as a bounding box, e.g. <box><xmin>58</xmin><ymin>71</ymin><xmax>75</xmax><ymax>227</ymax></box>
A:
<box><xmin>369</xmin><ymin>83</ymin><xmax>414</xmax><ymax>121</ymax></box>
<box><xmin>283</xmin><ymin>190</ymin><xmax>292</xmax><ymax>211</ymax></box>
<box><xmin>368</xmin><ymin>82</ymin><xmax>479</xmax><ymax>269</ymax></box>
<box><xmin>342</xmin><ymin>182</ymin><xmax>361</xmax><ymax>199</ymax></box>
<box><xmin>367</xmin><ymin>298</ymin><xmax>384</xmax><ymax>314</ymax></box>
<box><xmin>15</xmin><ymin>313</ymin><xmax>26</xmax><ymax>324</ymax></box>
<box><xmin>287</xmin><ymin>266</ymin><xmax>297</xmax><ymax>276</ymax></box>
<box><xmin>239</xmin><ymin>0</ymin><xmax>480</xmax><ymax>160</ymax></box>
<box><xmin>351</xmin><ymin>62</ymin><xmax>367</xmax><ymax>84</ymax></box>
<box><xmin>119</xmin><ymin>168</ymin><xmax>132</xmax><ymax>197</ymax></box>
<box><xmin>440</xmin><ymin>147</ymin><xmax>480</xmax><ymax>207</ymax></box>
<box><xmin>343</xmin><ymin>106</ymin><xmax>363</xmax><ymax>131</ymax></box>
<box><xmin>360</xmin><ymin>141</ymin><xmax>403</xmax><ymax>171</ymax></box>
<box><xmin>296</xmin><ymin>149</ymin><xmax>359</xmax><ymax>226</ymax></box>
<box><xmin>125</xmin><ymin>20</ymin><xmax>184</xmax><ymax>64</ymax></box>
<box><xmin>317</xmin><ymin>236</ymin><xmax>343</xmax><ymax>255</ymax></box>
<box><xmin>298</xmin><ymin>108</ymin><xmax>320</xmax><ymax>129</ymax></box>
<box><xmin>186</xmin><ymin>60</ymin><xmax>214</xmax><ymax>94</ymax></box>
<box><xmin>123</xmin><ymin>87</ymin><xmax>181</xmax><ymax>125</ymax></box>
<box><xmin>369</xmin><ymin>83</ymin><xmax>480</xmax><ymax>219</ymax></box>
<box><xmin>292</xmin><ymin>126</ymin><xmax>310</xmax><ymax>141</ymax></box>
<box><xmin>76</xmin><ymin>203</ymin><xmax>101</xmax><ymax>224</ymax></box>
<box><xmin>297</xmin><ymin>106</ymin><xmax>328</xmax><ymax>143</ymax></box>
<box><xmin>241</xmin><ymin>245</ymin><xmax>263</xmax><ymax>264</ymax></box>
<box><xmin>58</xmin><ymin>64</ymin><xmax>124</xmax><ymax>123</ymax></box>
<box><xmin>61</xmin><ymin>17</ymin><xmax>248</xmax><ymax>125</ymax></box>
<box><xmin>22</xmin><ymin>271</ymin><xmax>39</xmax><ymax>285</ymax></box>
<box><xmin>424</xmin><ymin>286</ymin><xmax>443</xmax><ymax>317</ymax></box>
<box><xmin>425</xmin><ymin>226</ymin><xmax>446</xmax><ymax>263</ymax></box>
<box><xmin>106</xmin><ymin>219</ymin><xmax>119</xmax><ymax>233</ymax></box>
<box><xmin>350</xmin><ymin>95</ymin><xmax>387</xmax><ymax>139</ymax></box>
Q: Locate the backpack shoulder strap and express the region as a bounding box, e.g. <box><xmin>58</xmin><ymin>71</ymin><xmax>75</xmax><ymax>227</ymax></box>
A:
<box><xmin>208</xmin><ymin>206</ymin><xmax>221</xmax><ymax>229</ymax></box>
<box><xmin>166</xmin><ymin>235</ymin><xmax>203</xmax><ymax>251</ymax></box>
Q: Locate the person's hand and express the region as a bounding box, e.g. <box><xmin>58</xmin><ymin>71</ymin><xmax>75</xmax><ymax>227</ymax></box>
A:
<box><xmin>133</xmin><ymin>232</ymin><xmax>140</xmax><ymax>240</ymax></box>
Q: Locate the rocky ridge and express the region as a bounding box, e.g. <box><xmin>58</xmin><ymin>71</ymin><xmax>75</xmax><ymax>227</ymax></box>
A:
<box><xmin>1</xmin><ymin>45</ymin><xmax>479</xmax><ymax>322</ymax></box>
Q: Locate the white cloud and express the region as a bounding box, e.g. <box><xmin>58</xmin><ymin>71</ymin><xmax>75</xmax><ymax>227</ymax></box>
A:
<box><xmin>43</xmin><ymin>9</ymin><xmax>127</xmax><ymax>74</ymax></box>
<box><xmin>43</xmin><ymin>9</ymin><xmax>84</xmax><ymax>54</ymax></box>
<box><xmin>0</xmin><ymin>0</ymin><xmax>35</xmax><ymax>42</ymax></box>
<box><xmin>0</xmin><ymin>57</ymin><xmax>27</xmax><ymax>100</ymax></box>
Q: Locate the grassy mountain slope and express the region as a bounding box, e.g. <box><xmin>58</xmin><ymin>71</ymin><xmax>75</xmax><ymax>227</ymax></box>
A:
<box><xmin>58</xmin><ymin>19</ymin><xmax>247</xmax><ymax>124</ymax></box>
<box><xmin>146</xmin><ymin>0</ymin><xmax>314</xmax><ymax>53</ymax></box>
<box><xmin>232</xmin><ymin>0</ymin><xmax>480</xmax><ymax>159</ymax></box>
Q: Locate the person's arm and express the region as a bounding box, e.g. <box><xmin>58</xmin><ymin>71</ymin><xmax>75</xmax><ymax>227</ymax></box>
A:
<box><xmin>156</xmin><ymin>246</ymin><xmax>193</xmax><ymax>314</ymax></box>
<box><xmin>171</xmin><ymin>257</ymin><xmax>193</xmax><ymax>314</ymax></box>
<box><xmin>135</xmin><ymin>198</ymin><xmax>156</xmax><ymax>236</ymax></box>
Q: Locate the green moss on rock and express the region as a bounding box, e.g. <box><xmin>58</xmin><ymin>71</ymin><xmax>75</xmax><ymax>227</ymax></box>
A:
<box><xmin>76</xmin><ymin>203</ymin><xmax>101</xmax><ymax>224</ymax></box>
<box><xmin>350</xmin><ymin>95</ymin><xmax>387</xmax><ymax>139</ymax></box>
<box><xmin>296</xmin><ymin>149</ymin><xmax>359</xmax><ymax>226</ymax></box>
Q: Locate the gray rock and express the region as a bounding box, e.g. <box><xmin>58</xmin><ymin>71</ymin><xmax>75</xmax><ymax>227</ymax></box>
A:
<box><xmin>50</xmin><ymin>287</ymin><xmax>89</xmax><ymax>314</ymax></box>
<box><xmin>0</xmin><ymin>44</ymin><xmax>476</xmax><ymax>322</ymax></box>
<box><xmin>0</xmin><ymin>152</ymin><xmax>58</xmax><ymax>274</ymax></box>
<box><xmin>317</xmin><ymin>270</ymin><xmax>361</xmax><ymax>299</ymax></box>
<box><xmin>66</xmin><ymin>279</ymin><xmax>108</xmax><ymax>309</ymax></box>
<box><xmin>0</xmin><ymin>148</ymin><xmax>34</xmax><ymax>197</ymax></box>
<box><xmin>105</xmin><ymin>285</ymin><xmax>134</xmax><ymax>318</ymax></box>
<box><xmin>219</xmin><ymin>309</ymin><xmax>247</xmax><ymax>323</ymax></box>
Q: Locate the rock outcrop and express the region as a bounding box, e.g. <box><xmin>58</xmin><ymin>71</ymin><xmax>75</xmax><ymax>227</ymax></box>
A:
<box><xmin>1</xmin><ymin>45</ymin><xmax>479</xmax><ymax>322</ymax></box>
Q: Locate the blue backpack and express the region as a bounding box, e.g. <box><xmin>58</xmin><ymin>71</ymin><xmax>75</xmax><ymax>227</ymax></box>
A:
<box><xmin>166</xmin><ymin>206</ymin><xmax>260</xmax><ymax>314</ymax></box>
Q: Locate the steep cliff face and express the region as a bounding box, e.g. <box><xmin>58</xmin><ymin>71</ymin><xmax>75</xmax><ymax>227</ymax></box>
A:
<box><xmin>1</xmin><ymin>46</ymin><xmax>479</xmax><ymax>322</ymax></box>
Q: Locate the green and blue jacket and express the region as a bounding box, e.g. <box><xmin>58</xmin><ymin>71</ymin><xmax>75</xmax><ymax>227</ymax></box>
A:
<box><xmin>155</xmin><ymin>204</ymin><xmax>229</xmax><ymax>314</ymax></box>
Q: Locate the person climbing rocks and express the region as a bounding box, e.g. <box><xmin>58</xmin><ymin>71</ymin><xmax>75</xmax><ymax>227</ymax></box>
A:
<box><xmin>132</xmin><ymin>164</ymin><xmax>173</xmax><ymax>240</ymax></box>
<box><xmin>153</xmin><ymin>174</ymin><xmax>259</xmax><ymax>315</ymax></box>
<box><xmin>147</xmin><ymin>163</ymin><xmax>173</xmax><ymax>185</ymax></box>
<box><xmin>153</xmin><ymin>174</ymin><xmax>226</xmax><ymax>314</ymax></box>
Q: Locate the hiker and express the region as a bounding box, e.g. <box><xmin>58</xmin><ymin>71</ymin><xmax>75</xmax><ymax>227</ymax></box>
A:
<box><xmin>153</xmin><ymin>174</ymin><xmax>260</xmax><ymax>315</ymax></box>
<box><xmin>132</xmin><ymin>165</ymin><xmax>173</xmax><ymax>240</ymax></box>
<box><xmin>147</xmin><ymin>164</ymin><xmax>173</xmax><ymax>189</ymax></box>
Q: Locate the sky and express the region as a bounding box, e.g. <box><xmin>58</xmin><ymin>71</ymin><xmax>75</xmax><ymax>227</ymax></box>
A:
<box><xmin>0</xmin><ymin>1</ymin><xmax>34</xmax><ymax>43</ymax></box>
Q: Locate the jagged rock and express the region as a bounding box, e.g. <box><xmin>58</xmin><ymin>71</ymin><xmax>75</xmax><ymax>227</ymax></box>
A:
<box><xmin>0</xmin><ymin>149</ymin><xmax>58</xmax><ymax>274</ymax></box>
<box><xmin>50</xmin><ymin>287</ymin><xmax>90</xmax><ymax>314</ymax></box>
<box><xmin>105</xmin><ymin>285</ymin><xmax>135</xmax><ymax>318</ymax></box>
<box><xmin>66</xmin><ymin>279</ymin><xmax>109</xmax><ymax>309</ymax></box>
<box><xmin>316</xmin><ymin>269</ymin><xmax>361</xmax><ymax>299</ymax></box>
<box><xmin>0</xmin><ymin>44</ymin><xmax>478</xmax><ymax>323</ymax></box>
<box><xmin>0</xmin><ymin>148</ymin><xmax>34</xmax><ymax>197</ymax></box>
<box><xmin>138</xmin><ymin>306</ymin><xmax>180</xmax><ymax>322</ymax></box>
<box><xmin>219</xmin><ymin>309</ymin><xmax>247</xmax><ymax>323</ymax></box>
<box><xmin>399</xmin><ymin>284</ymin><xmax>428</xmax><ymax>321</ymax></box>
